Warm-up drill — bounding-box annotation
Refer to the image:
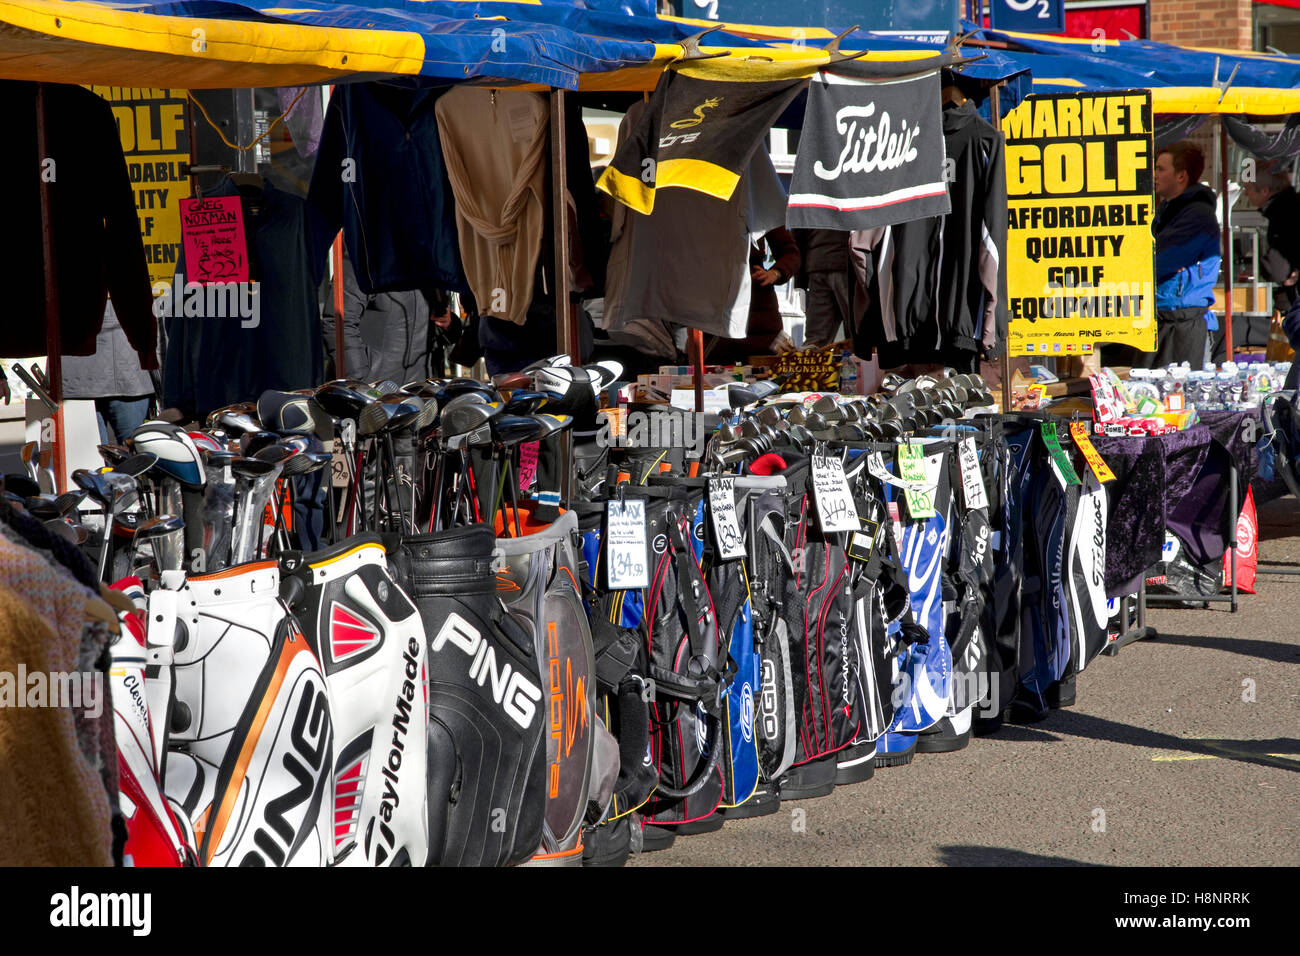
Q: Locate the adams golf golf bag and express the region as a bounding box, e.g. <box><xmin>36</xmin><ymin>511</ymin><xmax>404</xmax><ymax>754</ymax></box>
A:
<box><xmin>386</xmin><ymin>524</ymin><xmax>548</xmax><ymax>866</ymax></box>
<box><xmin>151</xmin><ymin>562</ymin><xmax>334</xmax><ymax>867</ymax></box>
<box><xmin>278</xmin><ymin>534</ymin><xmax>430</xmax><ymax>867</ymax></box>
<box><xmin>110</xmin><ymin>579</ymin><xmax>197</xmax><ymax>867</ymax></box>
<box><xmin>492</xmin><ymin>507</ymin><xmax>608</xmax><ymax>865</ymax></box>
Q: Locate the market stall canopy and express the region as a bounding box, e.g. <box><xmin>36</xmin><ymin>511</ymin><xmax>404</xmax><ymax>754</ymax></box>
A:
<box><xmin>0</xmin><ymin>0</ymin><xmax>1030</xmax><ymax>92</ymax></box>
<box><xmin>972</xmin><ymin>21</ymin><xmax>1300</xmax><ymax>115</ymax></box>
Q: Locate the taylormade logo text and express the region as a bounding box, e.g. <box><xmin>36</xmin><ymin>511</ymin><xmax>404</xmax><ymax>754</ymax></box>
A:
<box><xmin>0</xmin><ymin>666</ymin><xmax>102</xmax><ymax>719</ymax></box>
<box><xmin>50</xmin><ymin>887</ymin><xmax>151</xmax><ymax>936</ymax></box>
<box><xmin>152</xmin><ymin>273</ymin><xmax>261</xmax><ymax>328</ymax></box>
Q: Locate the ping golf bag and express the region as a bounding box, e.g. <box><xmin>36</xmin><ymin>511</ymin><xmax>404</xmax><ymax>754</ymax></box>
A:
<box><xmin>152</xmin><ymin>562</ymin><xmax>334</xmax><ymax>867</ymax></box>
<box><xmin>386</xmin><ymin>524</ymin><xmax>547</xmax><ymax>867</ymax></box>
<box><xmin>492</xmin><ymin>507</ymin><xmax>604</xmax><ymax>866</ymax></box>
<box><xmin>110</xmin><ymin>579</ymin><xmax>197</xmax><ymax>867</ymax></box>
<box><xmin>279</xmin><ymin>534</ymin><xmax>430</xmax><ymax>867</ymax></box>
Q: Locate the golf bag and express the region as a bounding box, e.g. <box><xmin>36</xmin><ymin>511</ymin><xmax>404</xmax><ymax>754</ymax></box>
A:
<box><xmin>631</xmin><ymin>486</ymin><xmax>731</xmax><ymax>826</ymax></box>
<box><xmin>744</xmin><ymin>467</ymin><xmax>800</xmax><ymax>787</ymax></box>
<box><xmin>153</xmin><ymin>562</ymin><xmax>334</xmax><ymax>867</ymax></box>
<box><xmin>1018</xmin><ymin>424</ymin><xmax>1074</xmax><ymax>702</ymax></box>
<box><xmin>1065</xmin><ymin>471</ymin><xmax>1110</xmax><ymax>674</ymax></box>
<box><xmin>279</xmin><ymin>534</ymin><xmax>430</xmax><ymax>867</ymax></box>
<box><xmin>576</xmin><ymin>502</ymin><xmax>658</xmax><ymax>824</ymax></box>
<box><xmin>386</xmin><ymin>524</ymin><xmax>547</xmax><ymax>867</ymax></box>
<box><xmin>493</xmin><ymin>507</ymin><xmax>603</xmax><ymax>865</ymax></box>
<box><xmin>110</xmin><ymin>579</ymin><xmax>196</xmax><ymax>866</ymax></box>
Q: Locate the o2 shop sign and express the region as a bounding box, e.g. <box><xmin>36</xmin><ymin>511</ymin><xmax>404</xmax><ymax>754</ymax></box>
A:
<box><xmin>990</xmin><ymin>0</ymin><xmax>1065</xmax><ymax>34</ymax></box>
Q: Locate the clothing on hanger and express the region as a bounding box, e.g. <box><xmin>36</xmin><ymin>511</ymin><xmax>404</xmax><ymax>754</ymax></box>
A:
<box><xmin>307</xmin><ymin>82</ymin><xmax>466</xmax><ymax>296</ymax></box>
<box><xmin>850</xmin><ymin>99</ymin><xmax>1007</xmax><ymax>367</ymax></box>
<box><xmin>436</xmin><ymin>88</ymin><xmax>549</xmax><ymax>327</ymax></box>
<box><xmin>0</xmin><ymin>81</ymin><xmax>156</xmax><ymax>369</ymax></box>
<box><xmin>163</xmin><ymin>175</ymin><xmax>323</xmax><ymax>418</ymax></box>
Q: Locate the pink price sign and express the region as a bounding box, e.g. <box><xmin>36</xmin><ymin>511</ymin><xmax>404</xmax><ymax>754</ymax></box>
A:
<box><xmin>180</xmin><ymin>196</ymin><xmax>249</xmax><ymax>284</ymax></box>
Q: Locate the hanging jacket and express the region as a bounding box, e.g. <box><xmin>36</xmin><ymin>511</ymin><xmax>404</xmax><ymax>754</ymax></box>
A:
<box><xmin>163</xmin><ymin>176</ymin><xmax>322</xmax><ymax>418</ymax></box>
<box><xmin>307</xmin><ymin>82</ymin><xmax>466</xmax><ymax>296</ymax></box>
<box><xmin>61</xmin><ymin>302</ymin><xmax>156</xmax><ymax>400</ymax></box>
<box><xmin>0</xmin><ymin>81</ymin><xmax>156</xmax><ymax>369</ymax></box>
<box><xmin>850</xmin><ymin>99</ymin><xmax>1007</xmax><ymax>364</ymax></box>
<box><xmin>1153</xmin><ymin>183</ymin><xmax>1220</xmax><ymax>311</ymax></box>
<box><xmin>436</xmin><ymin>88</ymin><xmax>549</xmax><ymax>326</ymax></box>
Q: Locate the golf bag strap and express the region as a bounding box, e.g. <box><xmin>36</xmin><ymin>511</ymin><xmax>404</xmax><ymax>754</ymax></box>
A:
<box><xmin>590</xmin><ymin>617</ymin><xmax>639</xmax><ymax>694</ymax></box>
<box><xmin>650</xmin><ymin>710</ymin><xmax>723</xmax><ymax>801</ymax></box>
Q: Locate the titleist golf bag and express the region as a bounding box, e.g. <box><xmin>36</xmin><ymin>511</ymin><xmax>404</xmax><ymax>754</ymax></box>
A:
<box><xmin>153</xmin><ymin>562</ymin><xmax>334</xmax><ymax>867</ymax></box>
<box><xmin>279</xmin><ymin>534</ymin><xmax>430</xmax><ymax>867</ymax></box>
<box><xmin>492</xmin><ymin>507</ymin><xmax>607</xmax><ymax>865</ymax></box>
<box><xmin>386</xmin><ymin>524</ymin><xmax>547</xmax><ymax>866</ymax></box>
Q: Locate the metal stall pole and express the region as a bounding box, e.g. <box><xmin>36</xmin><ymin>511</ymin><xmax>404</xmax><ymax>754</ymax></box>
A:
<box><xmin>551</xmin><ymin>88</ymin><xmax>576</xmax><ymax>505</ymax></box>
<box><xmin>990</xmin><ymin>82</ymin><xmax>1012</xmax><ymax>411</ymax></box>
<box><xmin>35</xmin><ymin>83</ymin><xmax>66</xmax><ymax>493</ymax></box>
<box><xmin>1221</xmin><ymin>117</ymin><xmax>1235</xmax><ymax>361</ymax></box>
<box><xmin>691</xmin><ymin>329</ymin><xmax>705</xmax><ymax>412</ymax></box>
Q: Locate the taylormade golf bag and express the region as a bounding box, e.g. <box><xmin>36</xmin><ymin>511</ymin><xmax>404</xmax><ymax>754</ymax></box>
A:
<box><xmin>387</xmin><ymin>524</ymin><xmax>547</xmax><ymax>866</ymax></box>
<box><xmin>153</xmin><ymin>562</ymin><xmax>334</xmax><ymax>867</ymax></box>
<box><xmin>280</xmin><ymin>534</ymin><xmax>430</xmax><ymax>867</ymax></box>
<box><xmin>493</xmin><ymin>508</ymin><xmax>602</xmax><ymax>865</ymax></box>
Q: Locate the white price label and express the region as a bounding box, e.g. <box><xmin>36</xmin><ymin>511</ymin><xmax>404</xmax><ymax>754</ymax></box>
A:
<box><xmin>958</xmin><ymin>438</ymin><xmax>989</xmax><ymax>512</ymax></box>
<box><xmin>708</xmin><ymin>477</ymin><xmax>746</xmax><ymax>561</ymax></box>
<box><xmin>811</xmin><ymin>454</ymin><xmax>859</xmax><ymax>533</ymax></box>
<box><xmin>606</xmin><ymin>498</ymin><xmax>649</xmax><ymax>589</ymax></box>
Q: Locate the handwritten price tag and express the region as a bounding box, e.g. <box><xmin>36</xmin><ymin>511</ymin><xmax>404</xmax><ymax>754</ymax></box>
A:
<box><xmin>708</xmin><ymin>477</ymin><xmax>746</xmax><ymax>561</ymax></box>
<box><xmin>606</xmin><ymin>498</ymin><xmax>649</xmax><ymax>589</ymax></box>
<box><xmin>180</xmin><ymin>196</ymin><xmax>249</xmax><ymax>284</ymax></box>
<box><xmin>812</xmin><ymin>454</ymin><xmax>859</xmax><ymax>533</ymax></box>
<box><xmin>897</xmin><ymin>443</ymin><xmax>937</xmax><ymax>520</ymax></box>
<box><xmin>957</xmin><ymin>437</ymin><xmax>989</xmax><ymax>511</ymax></box>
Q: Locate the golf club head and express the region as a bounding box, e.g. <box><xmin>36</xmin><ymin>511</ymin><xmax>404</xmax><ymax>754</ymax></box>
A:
<box><xmin>97</xmin><ymin>443</ymin><xmax>131</xmax><ymax>467</ymax></box>
<box><xmin>229</xmin><ymin>455</ymin><xmax>278</xmax><ymax>480</ymax></box>
<box><xmin>313</xmin><ymin>380</ymin><xmax>382</xmax><ymax>420</ymax></box>
<box><xmin>523</xmin><ymin>354</ymin><xmax>572</xmax><ymax>373</ymax></box>
<box><xmin>530</xmin><ymin>413</ymin><xmax>573</xmax><ymax>439</ymax></box>
<box><xmin>359</xmin><ymin>395</ymin><xmax>424</xmax><ymax>436</ymax></box>
<box><xmin>370</xmin><ymin>380</ymin><xmax>402</xmax><ymax>396</ymax></box>
<box><xmin>46</xmin><ymin>518</ymin><xmax>81</xmax><ymax>546</ymax></box>
<box><xmin>24</xmin><ymin>495</ymin><xmax>61</xmax><ymax>521</ymax></box>
<box><xmin>491</xmin><ymin>371</ymin><xmax>534</xmax><ymax>391</ymax></box>
<box><xmin>503</xmin><ymin>390</ymin><xmax>556</xmax><ymax>416</ymax></box>
<box><xmin>113</xmin><ymin>512</ymin><xmax>143</xmax><ymax>539</ymax></box>
<box><xmin>72</xmin><ymin>469</ymin><xmax>114</xmax><ymax>507</ymax></box>
<box><xmin>491</xmin><ymin>415</ymin><xmax>548</xmax><ymax>447</ymax></box>
<box><xmin>880</xmin><ymin>373</ymin><xmax>907</xmax><ymax>395</ymax></box>
<box><xmin>252</xmin><ymin>443</ymin><xmax>298</xmax><ymax>467</ymax></box>
<box><xmin>206</xmin><ymin>403</ymin><xmax>261</xmax><ymax>434</ymax></box>
<box><xmin>113</xmin><ymin>452</ymin><xmax>160</xmax><ymax>482</ymax></box>
<box><xmin>442</xmin><ymin>401</ymin><xmax>500</xmax><ymax>449</ymax></box>
<box><xmin>135</xmin><ymin>514</ymin><xmax>186</xmax><ymax>540</ymax></box>
<box><xmin>239</xmin><ymin>431</ymin><xmax>283</xmax><ymax>457</ymax></box>
<box><xmin>755</xmin><ymin>406</ymin><xmax>783</xmax><ymax>428</ymax></box>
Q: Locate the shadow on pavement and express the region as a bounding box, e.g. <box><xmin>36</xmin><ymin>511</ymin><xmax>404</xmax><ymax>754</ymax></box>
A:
<box><xmin>937</xmin><ymin>845</ymin><xmax>1094</xmax><ymax>867</ymax></box>
<box><xmin>1149</xmin><ymin>632</ymin><xmax>1300</xmax><ymax>665</ymax></box>
<box><xmin>1027</xmin><ymin>710</ymin><xmax>1300</xmax><ymax>773</ymax></box>
<box><xmin>981</xmin><ymin>726</ymin><xmax>1063</xmax><ymax>743</ymax></box>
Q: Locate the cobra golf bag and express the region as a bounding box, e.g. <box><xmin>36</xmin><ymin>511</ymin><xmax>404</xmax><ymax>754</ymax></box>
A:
<box><xmin>493</xmin><ymin>507</ymin><xmax>606</xmax><ymax>865</ymax></box>
<box><xmin>279</xmin><ymin>534</ymin><xmax>430</xmax><ymax>867</ymax></box>
<box><xmin>386</xmin><ymin>524</ymin><xmax>548</xmax><ymax>867</ymax></box>
<box><xmin>152</xmin><ymin>562</ymin><xmax>334</xmax><ymax>867</ymax></box>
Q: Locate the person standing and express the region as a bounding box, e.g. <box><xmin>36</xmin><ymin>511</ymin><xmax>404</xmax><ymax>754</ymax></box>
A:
<box><xmin>61</xmin><ymin>302</ymin><xmax>155</xmax><ymax>444</ymax></box>
<box><xmin>1243</xmin><ymin>160</ymin><xmax>1300</xmax><ymax>313</ymax></box>
<box><xmin>1146</xmin><ymin>141</ymin><xmax>1221</xmax><ymax>369</ymax></box>
<box><xmin>793</xmin><ymin>229</ymin><xmax>851</xmax><ymax>348</ymax></box>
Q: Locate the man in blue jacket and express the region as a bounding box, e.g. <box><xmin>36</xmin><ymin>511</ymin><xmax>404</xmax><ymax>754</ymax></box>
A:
<box><xmin>1144</xmin><ymin>141</ymin><xmax>1221</xmax><ymax>369</ymax></box>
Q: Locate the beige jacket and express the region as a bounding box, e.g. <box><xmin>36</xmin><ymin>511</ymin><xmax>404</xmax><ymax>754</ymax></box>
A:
<box><xmin>435</xmin><ymin>88</ymin><xmax>549</xmax><ymax>326</ymax></box>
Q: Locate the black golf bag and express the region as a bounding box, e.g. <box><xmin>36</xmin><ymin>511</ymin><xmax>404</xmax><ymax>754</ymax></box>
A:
<box><xmin>386</xmin><ymin>524</ymin><xmax>547</xmax><ymax>866</ymax></box>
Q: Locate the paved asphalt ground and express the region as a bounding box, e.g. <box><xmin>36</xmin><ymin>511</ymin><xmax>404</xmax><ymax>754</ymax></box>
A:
<box><xmin>636</xmin><ymin>496</ymin><xmax>1300</xmax><ymax>867</ymax></box>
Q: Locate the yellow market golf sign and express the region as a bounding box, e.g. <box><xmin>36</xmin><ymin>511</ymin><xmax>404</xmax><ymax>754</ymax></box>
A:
<box><xmin>1001</xmin><ymin>91</ymin><xmax>1156</xmax><ymax>357</ymax></box>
